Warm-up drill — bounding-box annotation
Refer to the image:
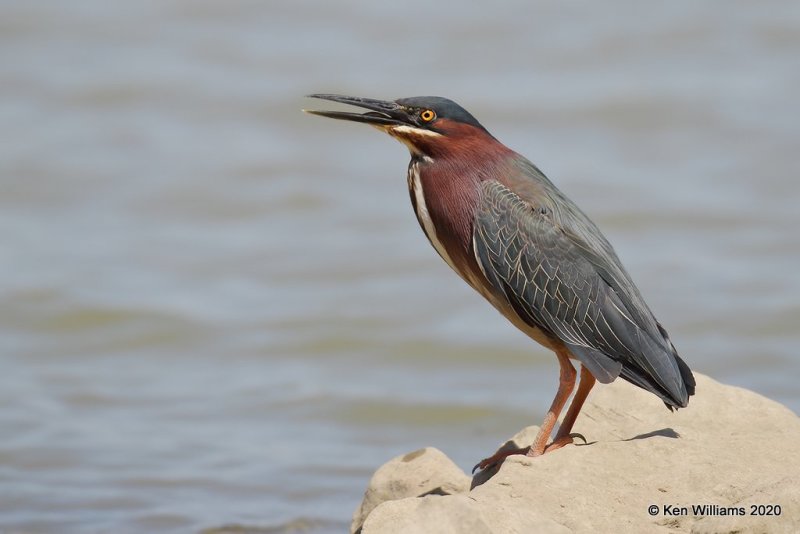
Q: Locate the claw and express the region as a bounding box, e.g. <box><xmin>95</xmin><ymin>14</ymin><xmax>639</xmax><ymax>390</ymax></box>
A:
<box><xmin>570</xmin><ymin>432</ymin><xmax>587</xmax><ymax>444</ymax></box>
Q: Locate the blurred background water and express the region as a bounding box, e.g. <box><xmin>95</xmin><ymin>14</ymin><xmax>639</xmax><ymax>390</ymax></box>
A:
<box><xmin>1</xmin><ymin>1</ymin><xmax>798</xmax><ymax>532</ymax></box>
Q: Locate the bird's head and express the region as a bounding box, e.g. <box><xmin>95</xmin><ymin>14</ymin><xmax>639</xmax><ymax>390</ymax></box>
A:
<box><xmin>305</xmin><ymin>94</ymin><xmax>499</xmax><ymax>159</ymax></box>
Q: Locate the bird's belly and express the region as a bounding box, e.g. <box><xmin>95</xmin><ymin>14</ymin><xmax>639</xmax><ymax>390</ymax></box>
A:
<box><xmin>481</xmin><ymin>285</ymin><xmax>562</xmax><ymax>351</ymax></box>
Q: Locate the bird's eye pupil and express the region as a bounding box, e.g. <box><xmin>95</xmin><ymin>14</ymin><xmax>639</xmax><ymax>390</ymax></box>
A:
<box><xmin>420</xmin><ymin>110</ymin><xmax>436</xmax><ymax>122</ymax></box>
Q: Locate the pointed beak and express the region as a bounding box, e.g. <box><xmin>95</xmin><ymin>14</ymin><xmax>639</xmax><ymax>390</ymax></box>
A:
<box><xmin>303</xmin><ymin>94</ymin><xmax>409</xmax><ymax>127</ymax></box>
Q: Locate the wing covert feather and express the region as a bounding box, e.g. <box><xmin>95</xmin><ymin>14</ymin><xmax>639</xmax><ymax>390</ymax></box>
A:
<box><xmin>473</xmin><ymin>180</ymin><xmax>690</xmax><ymax>405</ymax></box>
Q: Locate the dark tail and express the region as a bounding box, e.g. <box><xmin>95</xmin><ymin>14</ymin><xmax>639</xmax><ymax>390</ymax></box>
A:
<box><xmin>647</xmin><ymin>322</ymin><xmax>695</xmax><ymax>410</ymax></box>
<box><xmin>618</xmin><ymin>322</ymin><xmax>695</xmax><ymax>410</ymax></box>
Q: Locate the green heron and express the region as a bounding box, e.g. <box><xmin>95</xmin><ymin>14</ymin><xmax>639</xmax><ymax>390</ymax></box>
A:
<box><xmin>305</xmin><ymin>94</ymin><xmax>695</xmax><ymax>471</ymax></box>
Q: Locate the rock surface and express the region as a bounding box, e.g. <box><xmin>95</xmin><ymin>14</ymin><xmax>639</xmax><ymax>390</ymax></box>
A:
<box><xmin>352</xmin><ymin>373</ymin><xmax>800</xmax><ymax>533</ymax></box>
<box><xmin>351</xmin><ymin>447</ymin><xmax>471</xmax><ymax>532</ymax></box>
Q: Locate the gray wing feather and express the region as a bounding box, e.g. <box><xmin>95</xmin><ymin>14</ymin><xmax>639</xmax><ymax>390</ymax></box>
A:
<box><xmin>473</xmin><ymin>180</ymin><xmax>691</xmax><ymax>406</ymax></box>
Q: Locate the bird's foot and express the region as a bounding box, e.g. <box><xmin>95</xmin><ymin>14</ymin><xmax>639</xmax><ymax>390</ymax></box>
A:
<box><xmin>472</xmin><ymin>446</ymin><xmax>530</xmax><ymax>474</ymax></box>
<box><xmin>539</xmin><ymin>432</ymin><xmax>587</xmax><ymax>455</ymax></box>
<box><xmin>472</xmin><ymin>433</ymin><xmax>587</xmax><ymax>473</ymax></box>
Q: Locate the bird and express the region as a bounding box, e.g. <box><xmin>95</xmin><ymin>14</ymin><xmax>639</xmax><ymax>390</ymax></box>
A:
<box><xmin>304</xmin><ymin>94</ymin><xmax>695</xmax><ymax>472</ymax></box>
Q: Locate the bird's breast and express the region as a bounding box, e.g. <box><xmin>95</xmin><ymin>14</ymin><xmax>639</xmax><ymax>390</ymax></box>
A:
<box><xmin>407</xmin><ymin>160</ymin><xmax>460</xmax><ymax>273</ymax></box>
<box><xmin>406</xmin><ymin>159</ymin><xmax>485</xmax><ymax>292</ymax></box>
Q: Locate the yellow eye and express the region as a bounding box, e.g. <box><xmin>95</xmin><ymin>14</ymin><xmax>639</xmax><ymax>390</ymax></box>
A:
<box><xmin>420</xmin><ymin>109</ymin><xmax>436</xmax><ymax>122</ymax></box>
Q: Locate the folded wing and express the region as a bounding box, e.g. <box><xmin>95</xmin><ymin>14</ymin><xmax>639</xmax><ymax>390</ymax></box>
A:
<box><xmin>473</xmin><ymin>179</ymin><xmax>694</xmax><ymax>408</ymax></box>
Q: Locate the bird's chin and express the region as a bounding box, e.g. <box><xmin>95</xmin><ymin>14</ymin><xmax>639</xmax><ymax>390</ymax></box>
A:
<box><xmin>381</xmin><ymin>125</ymin><xmax>440</xmax><ymax>158</ymax></box>
<box><xmin>384</xmin><ymin>124</ymin><xmax>443</xmax><ymax>141</ymax></box>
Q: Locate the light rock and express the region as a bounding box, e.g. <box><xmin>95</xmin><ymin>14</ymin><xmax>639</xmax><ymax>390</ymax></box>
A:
<box><xmin>351</xmin><ymin>447</ymin><xmax>470</xmax><ymax>533</ymax></box>
<box><xmin>355</xmin><ymin>373</ymin><xmax>800</xmax><ymax>533</ymax></box>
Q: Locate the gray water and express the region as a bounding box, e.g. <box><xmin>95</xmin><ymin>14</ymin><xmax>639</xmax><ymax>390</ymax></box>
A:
<box><xmin>2</xmin><ymin>1</ymin><xmax>799</xmax><ymax>532</ymax></box>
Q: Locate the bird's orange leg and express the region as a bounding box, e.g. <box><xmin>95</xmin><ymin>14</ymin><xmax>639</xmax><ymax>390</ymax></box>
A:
<box><xmin>545</xmin><ymin>364</ymin><xmax>596</xmax><ymax>453</ymax></box>
<box><xmin>527</xmin><ymin>348</ymin><xmax>576</xmax><ymax>457</ymax></box>
<box><xmin>473</xmin><ymin>349</ymin><xmax>576</xmax><ymax>472</ymax></box>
